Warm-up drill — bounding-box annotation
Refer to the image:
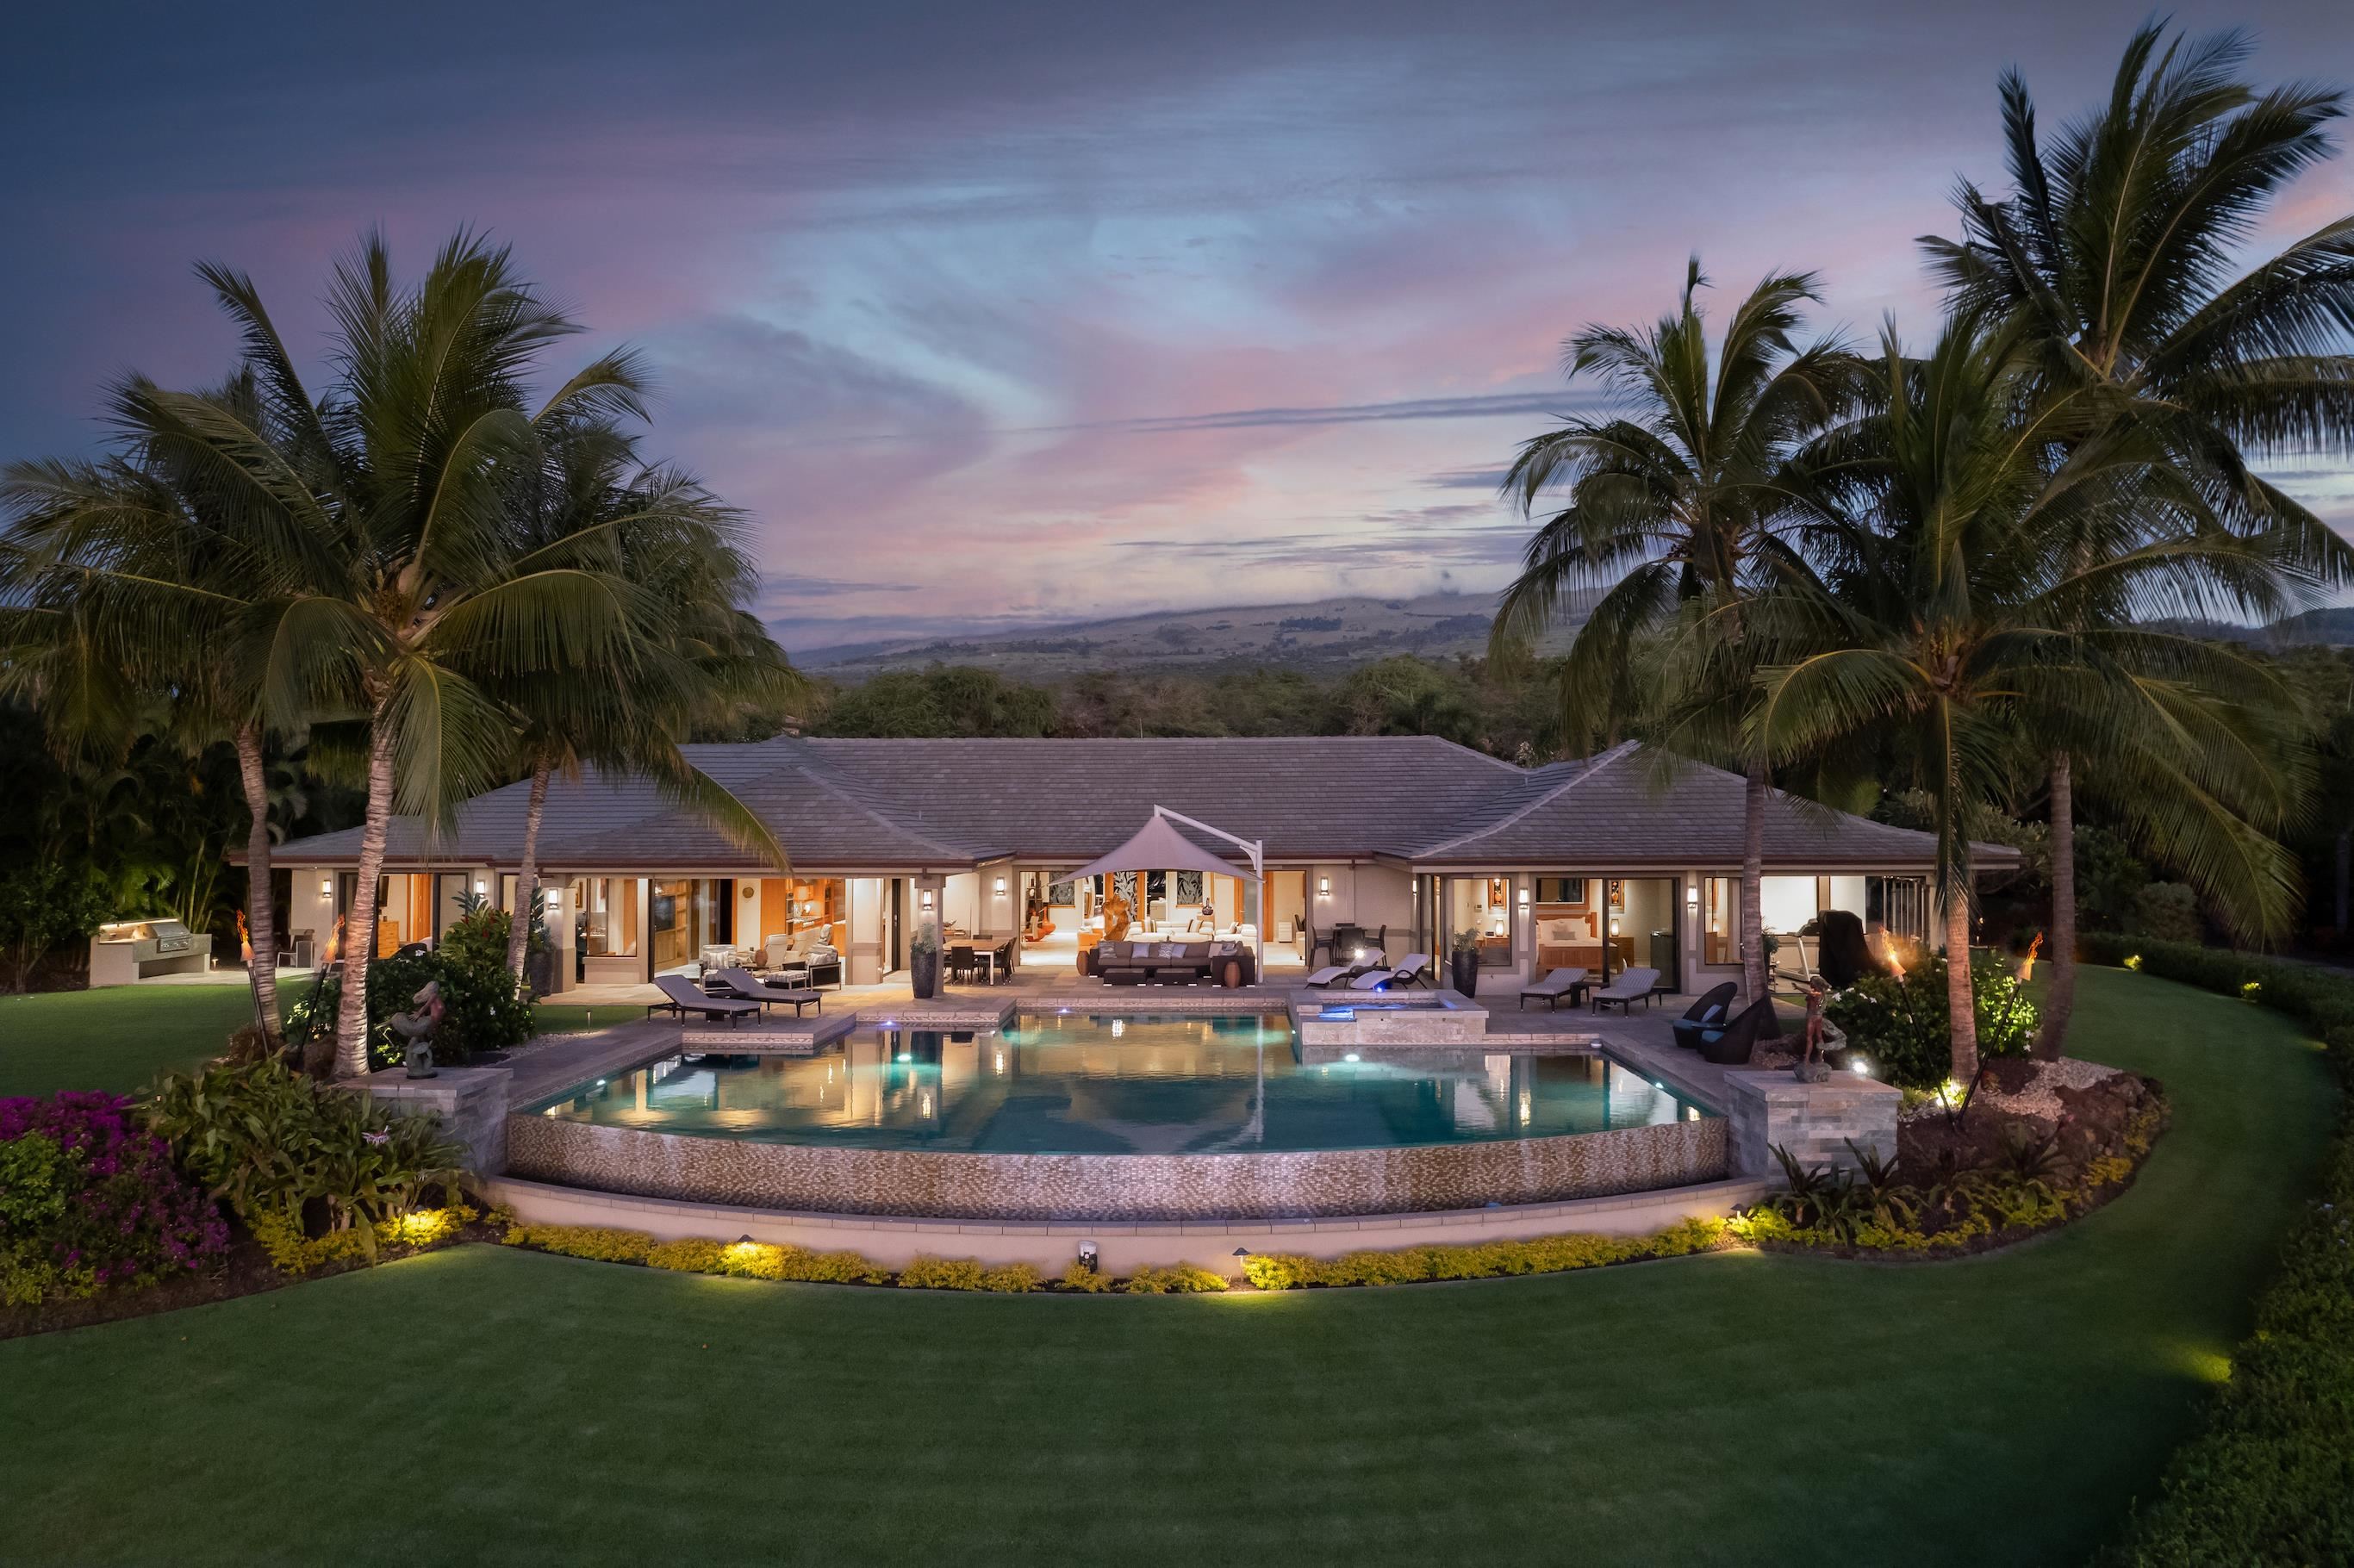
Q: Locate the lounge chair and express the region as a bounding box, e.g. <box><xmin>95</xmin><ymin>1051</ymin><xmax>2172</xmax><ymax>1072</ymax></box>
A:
<box><xmin>1518</xmin><ymin>967</ymin><xmax>1589</xmax><ymax>1011</ymax></box>
<box><xmin>1591</xmin><ymin>967</ymin><xmax>1662</xmax><ymax>1013</ymax></box>
<box><xmin>1347</xmin><ymin>968</ymin><xmax>1396</xmax><ymax>991</ymax></box>
<box><xmin>1697</xmin><ymin>997</ymin><xmax>1775</xmax><ymax>1064</ymax></box>
<box><xmin>1668</xmin><ymin>981</ymin><xmax>1740</xmax><ymax>1050</ymax></box>
<box><xmin>1388</xmin><ymin>953</ymin><xmax>1435</xmax><ymax>989</ymax></box>
<box><xmin>1304</xmin><ymin>964</ymin><xmax>1355</xmax><ymax>988</ymax></box>
<box><xmin>712</xmin><ymin>968</ymin><xmax>823</xmax><ymax>1017</ymax></box>
<box><xmin>647</xmin><ymin>974</ymin><xmax>760</xmax><ymax>1025</ymax></box>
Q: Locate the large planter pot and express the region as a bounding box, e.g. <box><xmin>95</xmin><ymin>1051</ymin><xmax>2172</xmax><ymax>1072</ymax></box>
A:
<box><xmin>526</xmin><ymin>948</ymin><xmax>556</xmax><ymax>1000</ymax></box>
<box><xmin>1449</xmin><ymin>951</ymin><xmax>1480</xmax><ymax>997</ymax></box>
<box><xmin>910</xmin><ymin>949</ymin><xmax>940</xmax><ymax>999</ymax></box>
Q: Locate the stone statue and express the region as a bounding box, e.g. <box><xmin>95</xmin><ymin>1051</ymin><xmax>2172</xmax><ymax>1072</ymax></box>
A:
<box><xmin>388</xmin><ymin>979</ymin><xmax>444</xmax><ymax>1079</ymax></box>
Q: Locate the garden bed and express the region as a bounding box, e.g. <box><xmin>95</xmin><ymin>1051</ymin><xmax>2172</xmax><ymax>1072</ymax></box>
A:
<box><xmin>1734</xmin><ymin>1062</ymin><xmax>2170</xmax><ymax>1260</ymax></box>
<box><xmin>0</xmin><ymin>1213</ymin><xmax>498</xmax><ymax>1341</ymax></box>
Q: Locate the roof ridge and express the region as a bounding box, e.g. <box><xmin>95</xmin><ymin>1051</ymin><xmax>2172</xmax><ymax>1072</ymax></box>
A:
<box><xmin>1411</xmin><ymin>740</ymin><xmax>1638</xmax><ymax>856</ymax></box>
<box><xmin>788</xmin><ymin>761</ymin><xmax>978</xmax><ymax>861</ymax></box>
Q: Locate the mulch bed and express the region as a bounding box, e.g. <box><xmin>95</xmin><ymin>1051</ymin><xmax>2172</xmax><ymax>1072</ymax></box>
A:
<box><xmin>0</xmin><ymin>1218</ymin><xmax>500</xmax><ymax>1342</ymax></box>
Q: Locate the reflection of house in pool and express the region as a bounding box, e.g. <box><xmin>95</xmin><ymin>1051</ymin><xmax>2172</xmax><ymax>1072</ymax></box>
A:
<box><xmin>263</xmin><ymin>736</ymin><xmax>2011</xmax><ymax>996</ymax></box>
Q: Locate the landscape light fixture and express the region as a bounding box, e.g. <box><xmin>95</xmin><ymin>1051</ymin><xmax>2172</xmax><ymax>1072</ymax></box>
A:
<box><xmin>1078</xmin><ymin>1241</ymin><xmax>1100</xmax><ymax>1273</ymax></box>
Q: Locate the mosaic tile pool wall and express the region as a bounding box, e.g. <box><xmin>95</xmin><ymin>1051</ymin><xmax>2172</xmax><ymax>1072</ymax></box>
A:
<box><xmin>502</xmin><ymin>1113</ymin><xmax>1730</xmax><ymax>1221</ymax></box>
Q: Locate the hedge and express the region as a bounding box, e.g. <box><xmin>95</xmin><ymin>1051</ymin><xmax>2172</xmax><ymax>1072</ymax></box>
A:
<box><xmin>2089</xmin><ymin>940</ymin><xmax>2354</xmax><ymax>1565</ymax></box>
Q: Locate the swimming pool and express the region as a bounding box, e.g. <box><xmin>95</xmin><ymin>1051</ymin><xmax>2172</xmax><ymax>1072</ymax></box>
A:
<box><xmin>528</xmin><ymin>1011</ymin><xmax>1712</xmax><ymax>1156</ymax></box>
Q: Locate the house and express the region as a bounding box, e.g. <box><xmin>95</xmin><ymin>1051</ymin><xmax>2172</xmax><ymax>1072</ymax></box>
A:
<box><xmin>265</xmin><ymin>735</ymin><xmax>2013</xmax><ymax>992</ymax></box>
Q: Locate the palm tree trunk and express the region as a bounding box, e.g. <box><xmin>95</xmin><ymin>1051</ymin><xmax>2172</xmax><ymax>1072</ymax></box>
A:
<box><xmin>2337</xmin><ymin>826</ymin><xmax>2350</xmax><ymax>936</ymax></box>
<box><xmin>232</xmin><ymin>722</ymin><xmax>281</xmax><ymax>1037</ymax></box>
<box><xmin>1945</xmin><ymin>877</ymin><xmax>1980</xmax><ymax>1089</ymax></box>
<box><xmin>1741</xmin><ymin>756</ymin><xmax>1769</xmax><ymax>1010</ymax></box>
<box><xmin>331</xmin><ymin>712</ymin><xmax>398</xmax><ymax>1080</ymax></box>
<box><xmin>2037</xmin><ymin>750</ymin><xmax>2074</xmax><ymax>1061</ymax></box>
<box><xmin>506</xmin><ymin>757</ymin><xmax>550</xmax><ymax>982</ymax></box>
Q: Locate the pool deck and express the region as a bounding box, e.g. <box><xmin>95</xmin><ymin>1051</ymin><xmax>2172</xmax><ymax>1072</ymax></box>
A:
<box><xmin>506</xmin><ymin>973</ymin><xmax>1784</xmax><ymax>1112</ymax></box>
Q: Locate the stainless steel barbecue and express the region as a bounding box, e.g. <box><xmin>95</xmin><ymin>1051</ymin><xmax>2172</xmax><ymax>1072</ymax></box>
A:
<box><xmin>90</xmin><ymin>918</ymin><xmax>214</xmax><ymax>985</ymax></box>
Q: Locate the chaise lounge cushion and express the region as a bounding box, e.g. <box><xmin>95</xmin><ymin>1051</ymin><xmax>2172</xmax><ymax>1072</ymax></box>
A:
<box><xmin>1518</xmin><ymin>968</ymin><xmax>1588</xmax><ymax>1009</ymax></box>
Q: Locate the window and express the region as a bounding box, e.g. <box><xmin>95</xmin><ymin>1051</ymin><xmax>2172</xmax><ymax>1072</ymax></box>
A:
<box><xmin>1446</xmin><ymin>876</ymin><xmax>1516</xmax><ymax>967</ymax></box>
<box><xmin>1534</xmin><ymin>876</ymin><xmax>1587</xmax><ymax>905</ymax></box>
<box><xmin>1703</xmin><ymin>877</ymin><xmax>1740</xmax><ymax>967</ymax></box>
<box><xmin>573</xmin><ymin>877</ymin><xmax>639</xmax><ymax>957</ymax></box>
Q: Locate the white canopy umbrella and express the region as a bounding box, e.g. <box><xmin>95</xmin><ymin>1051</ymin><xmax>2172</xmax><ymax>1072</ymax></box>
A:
<box><xmin>1064</xmin><ymin>807</ymin><xmax>1264</xmax><ymax>972</ymax></box>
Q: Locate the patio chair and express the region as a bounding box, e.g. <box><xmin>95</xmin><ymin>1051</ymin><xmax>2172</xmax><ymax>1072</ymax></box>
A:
<box><xmin>647</xmin><ymin>974</ymin><xmax>761</xmax><ymax>1026</ymax></box>
<box><xmin>993</xmin><ymin>938</ymin><xmax>1017</xmax><ymax>984</ymax></box>
<box><xmin>1306</xmin><ymin>926</ymin><xmax>1334</xmax><ymax>966</ymax></box>
<box><xmin>1668</xmin><ymin>982</ymin><xmax>1741</xmax><ymax>1049</ymax></box>
<box><xmin>1591</xmin><ymin>966</ymin><xmax>1662</xmax><ymax>1013</ymax></box>
<box><xmin>712</xmin><ymin>967</ymin><xmax>822</xmax><ymax>1017</ymax></box>
<box><xmin>945</xmin><ymin>944</ymin><xmax>978</xmax><ymax>985</ymax></box>
<box><xmin>1517</xmin><ymin>967</ymin><xmax>1589</xmax><ymax>1011</ymax></box>
<box><xmin>1697</xmin><ymin>997</ymin><xmax>1775</xmax><ymax>1064</ymax></box>
<box><xmin>1389</xmin><ymin>953</ymin><xmax>1435</xmax><ymax>988</ymax></box>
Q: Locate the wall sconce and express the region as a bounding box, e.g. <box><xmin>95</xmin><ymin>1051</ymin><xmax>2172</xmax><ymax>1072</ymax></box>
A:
<box><xmin>473</xmin><ymin>879</ymin><xmax>486</xmax><ymax>895</ymax></box>
<box><xmin>1685</xmin><ymin>884</ymin><xmax>1700</xmax><ymax>909</ymax></box>
<box><xmin>1317</xmin><ymin>876</ymin><xmax>1330</xmax><ymax>898</ymax></box>
<box><xmin>741</xmin><ymin>885</ymin><xmax>756</xmax><ymax>899</ymax></box>
<box><xmin>1516</xmin><ymin>886</ymin><xmax>1530</xmax><ymax>907</ymax></box>
<box><xmin>919</xmin><ymin>889</ymin><xmax>936</xmax><ymax>911</ymax></box>
<box><xmin>993</xmin><ymin>877</ymin><xmax>1007</xmax><ymax>897</ymax></box>
<box><xmin>318</xmin><ymin>878</ymin><xmax>333</xmax><ymax>897</ymax></box>
<box><xmin>544</xmin><ymin>889</ymin><xmax>561</xmax><ymax>911</ymax></box>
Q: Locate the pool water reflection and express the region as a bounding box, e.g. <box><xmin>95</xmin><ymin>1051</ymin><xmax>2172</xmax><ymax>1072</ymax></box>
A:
<box><xmin>532</xmin><ymin>1012</ymin><xmax>1711</xmax><ymax>1155</ymax></box>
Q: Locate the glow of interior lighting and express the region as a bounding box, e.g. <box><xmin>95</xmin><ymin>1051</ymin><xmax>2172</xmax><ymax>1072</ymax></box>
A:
<box><xmin>994</xmin><ymin>1051</ymin><xmax>1006</xmax><ymax>1072</ymax></box>
<box><xmin>1111</xmin><ymin>1018</ymin><xmax>1125</xmax><ymax>1037</ymax></box>
<box><xmin>1517</xmin><ymin>1093</ymin><xmax>1531</xmax><ymax>1123</ymax></box>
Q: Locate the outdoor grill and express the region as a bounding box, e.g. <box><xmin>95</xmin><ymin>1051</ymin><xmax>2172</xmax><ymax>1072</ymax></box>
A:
<box><xmin>89</xmin><ymin>918</ymin><xmax>214</xmax><ymax>986</ymax></box>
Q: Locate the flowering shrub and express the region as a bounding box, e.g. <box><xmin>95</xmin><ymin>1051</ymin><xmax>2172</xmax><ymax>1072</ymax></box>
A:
<box><xmin>1121</xmin><ymin>1263</ymin><xmax>1230</xmax><ymax>1294</ymax></box>
<box><xmin>1241</xmin><ymin>1216</ymin><xmax>1726</xmax><ymax>1291</ymax></box>
<box><xmin>0</xmin><ymin>1092</ymin><xmax>227</xmax><ymax>1306</ymax></box>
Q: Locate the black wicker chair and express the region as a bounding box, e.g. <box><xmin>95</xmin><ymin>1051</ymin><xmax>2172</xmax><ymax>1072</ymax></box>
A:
<box><xmin>1669</xmin><ymin>982</ymin><xmax>1741</xmax><ymax>1050</ymax></box>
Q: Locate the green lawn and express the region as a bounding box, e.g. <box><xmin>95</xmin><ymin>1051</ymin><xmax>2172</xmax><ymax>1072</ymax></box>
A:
<box><xmin>0</xmin><ymin>987</ymin><xmax>615</xmax><ymax>1097</ymax></box>
<box><xmin>0</xmin><ymin>968</ymin><xmax>2336</xmax><ymax>1565</ymax></box>
<box><xmin>0</xmin><ymin>986</ymin><xmax>257</xmax><ymax>1096</ymax></box>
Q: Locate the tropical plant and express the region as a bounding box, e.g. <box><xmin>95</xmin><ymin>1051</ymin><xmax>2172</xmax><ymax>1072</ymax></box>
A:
<box><xmin>56</xmin><ymin>232</ymin><xmax>799</xmax><ymax>1077</ymax></box>
<box><xmin>0</xmin><ymin>373</ymin><xmax>304</xmax><ymax>1029</ymax></box>
<box><xmin>141</xmin><ymin>1059</ymin><xmax>467</xmax><ymax>1253</ymax></box>
<box><xmin>470</xmin><ymin>415</ymin><xmax>803</xmax><ymax>982</ymax></box>
<box><xmin>1921</xmin><ymin>20</ymin><xmax>2354</xmax><ymax>1052</ymax></box>
<box><xmin>1491</xmin><ymin>260</ymin><xmax>1856</xmax><ymax>1006</ymax></box>
<box><xmin>1759</xmin><ymin>308</ymin><xmax>2296</xmax><ymax>1085</ymax></box>
<box><xmin>0</xmin><ymin>859</ymin><xmax>111</xmax><ymax>993</ymax></box>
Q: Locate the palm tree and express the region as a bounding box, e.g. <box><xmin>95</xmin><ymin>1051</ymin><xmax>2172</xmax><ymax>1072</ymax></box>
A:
<box><xmin>1759</xmin><ymin>311</ymin><xmax>2305</xmax><ymax>1086</ymax></box>
<box><xmin>476</xmin><ymin>418</ymin><xmax>801</xmax><ymax>983</ymax></box>
<box><xmin>1921</xmin><ymin>19</ymin><xmax>2354</xmax><ymax>1051</ymax></box>
<box><xmin>1491</xmin><ymin>259</ymin><xmax>1853</xmax><ymax>1007</ymax></box>
<box><xmin>117</xmin><ymin>231</ymin><xmax>696</xmax><ymax>1076</ymax></box>
<box><xmin>1</xmin><ymin>373</ymin><xmax>300</xmax><ymax>1035</ymax></box>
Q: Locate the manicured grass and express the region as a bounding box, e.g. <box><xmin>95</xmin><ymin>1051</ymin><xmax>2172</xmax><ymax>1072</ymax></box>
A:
<box><xmin>0</xmin><ymin>986</ymin><xmax>256</xmax><ymax>1096</ymax></box>
<box><xmin>0</xmin><ymin>987</ymin><xmax>618</xmax><ymax>1097</ymax></box>
<box><xmin>0</xmin><ymin>968</ymin><xmax>2335</xmax><ymax>1565</ymax></box>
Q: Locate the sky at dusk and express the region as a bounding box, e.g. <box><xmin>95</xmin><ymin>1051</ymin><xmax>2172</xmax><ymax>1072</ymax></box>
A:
<box><xmin>5</xmin><ymin>1</ymin><xmax>2351</xmax><ymax>654</ymax></box>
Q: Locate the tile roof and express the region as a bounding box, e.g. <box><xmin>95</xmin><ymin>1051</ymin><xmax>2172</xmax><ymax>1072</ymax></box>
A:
<box><xmin>272</xmin><ymin>734</ymin><xmax>2005</xmax><ymax>873</ymax></box>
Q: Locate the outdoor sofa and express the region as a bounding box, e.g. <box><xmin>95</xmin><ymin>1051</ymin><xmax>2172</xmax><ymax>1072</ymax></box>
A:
<box><xmin>1082</xmin><ymin>939</ymin><xmax>1258</xmax><ymax>988</ymax></box>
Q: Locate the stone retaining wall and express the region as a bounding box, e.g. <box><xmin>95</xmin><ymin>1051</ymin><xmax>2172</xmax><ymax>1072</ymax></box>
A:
<box><xmin>503</xmin><ymin>1111</ymin><xmax>1729</xmax><ymax>1222</ymax></box>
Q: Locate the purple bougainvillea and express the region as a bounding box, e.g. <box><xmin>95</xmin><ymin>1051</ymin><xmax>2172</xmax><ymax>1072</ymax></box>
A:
<box><xmin>1</xmin><ymin>1092</ymin><xmax>227</xmax><ymax>1302</ymax></box>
